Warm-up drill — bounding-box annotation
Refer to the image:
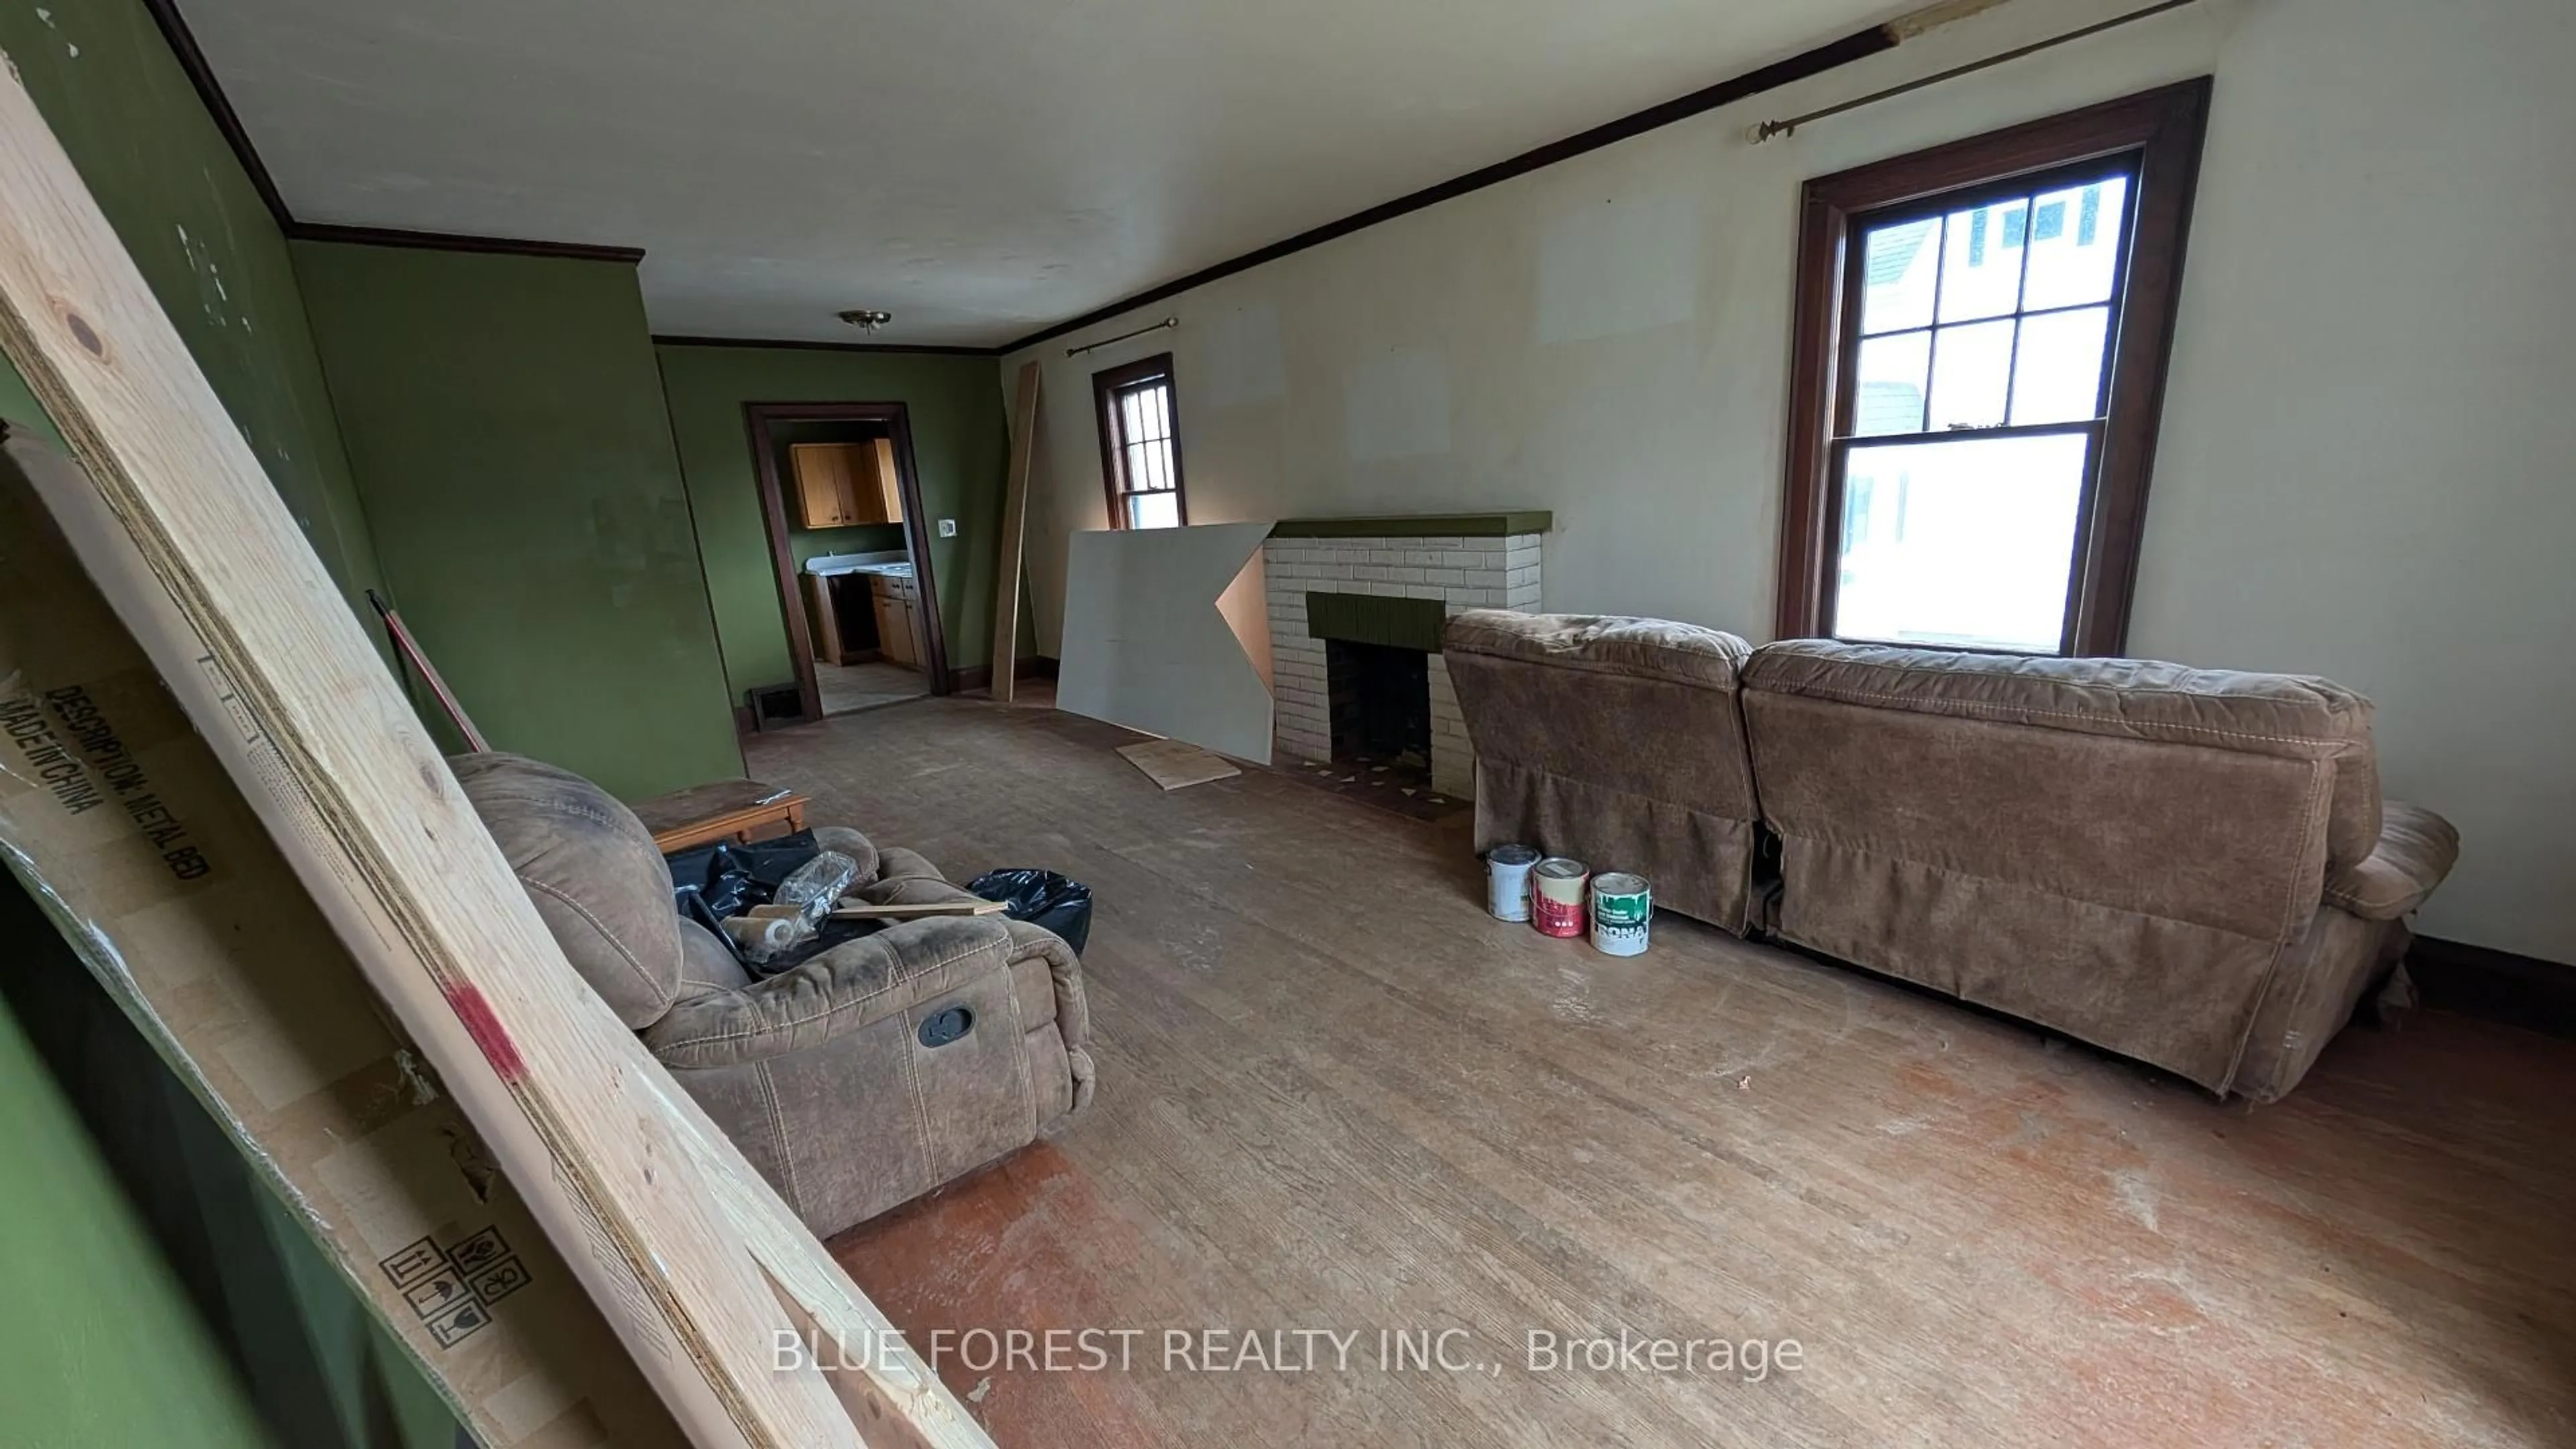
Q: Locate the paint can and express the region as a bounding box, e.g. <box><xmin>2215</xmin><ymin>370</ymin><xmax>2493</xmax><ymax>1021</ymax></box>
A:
<box><xmin>1533</xmin><ymin>857</ymin><xmax>1590</xmax><ymax>938</ymax></box>
<box><xmin>1486</xmin><ymin>844</ymin><xmax>1542</xmax><ymax>922</ymax></box>
<box><xmin>1590</xmin><ymin>873</ymin><xmax>1653</xmax><ymax>957</ymax></box>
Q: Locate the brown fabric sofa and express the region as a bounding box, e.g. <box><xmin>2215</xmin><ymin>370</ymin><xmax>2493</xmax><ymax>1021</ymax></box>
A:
<box><xmin>455</xmin><ymin>753</ymin><xmax>1093</xmax><ymax>1237</ymax></box>
<box><xmin>1442</xmin><ymin>612</ymin><xmax>1764</xmax><ymax>932</ymax></box>
<box><xmin>1444</xmin><ymin>614</ymin><xmax>2461</xmax><ymax>1102</ymax></box>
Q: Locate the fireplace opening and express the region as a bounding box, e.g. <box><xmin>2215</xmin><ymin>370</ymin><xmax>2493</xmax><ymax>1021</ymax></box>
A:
<box><xmin>1326</xmin><ymin>639</ymin><xmax>1431</xmax><ymax>772</ymax></box>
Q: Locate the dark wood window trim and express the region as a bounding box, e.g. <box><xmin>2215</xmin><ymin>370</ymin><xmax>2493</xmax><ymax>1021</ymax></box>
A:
<box><xmin>1775</xmin><ymin>78</ymin><xmax>2212</xmax><ymax>656</ymax></box>
<box><xmin>1092</xmin><ymin>353</ymin><xmax>1190</xmax><ymax>529</ymax></box>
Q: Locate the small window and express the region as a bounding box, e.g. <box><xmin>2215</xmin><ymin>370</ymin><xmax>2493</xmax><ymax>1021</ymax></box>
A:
<box><xmin>1776</xmin><ymin>80</ymin><xmax>2211</xmax><ymax>656</ymax></box>
<box><xmin>1093</xmin><ymin>353</ymin><xmax>1188</xmax><ymax>530</ymax></box>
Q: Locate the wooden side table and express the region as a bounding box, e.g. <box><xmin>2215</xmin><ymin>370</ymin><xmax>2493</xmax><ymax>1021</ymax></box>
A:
<box><xmin>630</xmin><ymin>778</ymin><xmax>809</xmax><ymax>854</ymax></box>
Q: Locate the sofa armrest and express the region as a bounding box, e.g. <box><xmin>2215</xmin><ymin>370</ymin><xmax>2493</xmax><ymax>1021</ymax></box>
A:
<box><xmin>641</xmin><ymin>915</ymin><xmax>1014</xmax><ymax>1068</ymax></box>
<box><xmin>2321</xmin><ymin>800</ymin><xmax>2459</xmax><ymax>920</ymax></box>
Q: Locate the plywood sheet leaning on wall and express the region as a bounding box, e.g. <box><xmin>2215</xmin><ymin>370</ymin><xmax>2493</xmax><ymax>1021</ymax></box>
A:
<box><xmin>0</xmin><ymin>63</ymin><xmax>989</xmax><ymax>1449</ymax></box>
<box><xmin>1057</xmin><ymin>521</ymin><xmax>1276</xmax><ymax>763</ymax></box>
<box><xmin>0</xmin><ymin>439</ymin><xmax>691</xmax><ymax>1449</ymax></box>
<box><xmin>988</xmin><ymin>361</ymin><xmax>1040</xmax><ymax>704</ymax></box>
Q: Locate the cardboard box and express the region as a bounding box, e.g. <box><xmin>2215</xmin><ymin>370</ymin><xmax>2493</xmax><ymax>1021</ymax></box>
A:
<box><xmin>0</xmin><ymin>443</ymin><xmax>690</xmax><ymax>1449</ymax></box>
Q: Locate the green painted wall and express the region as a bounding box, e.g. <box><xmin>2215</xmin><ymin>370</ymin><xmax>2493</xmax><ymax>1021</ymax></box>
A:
<box><xmin>655</xmin><ymin>345</ymin><xmax>1011</xmax><ymax>697</ymax></box>
<box><xmin>0</xmin><ymin>943</ymin><xmax>279</xmax><ymax>1448</ymax></box>
<box><xmin>294</xmin><ymin>243</ymin><xmax>743</xmax><ymax>799</ymax></box>
<box><xmin>1</xmin><ymin>878</ymin><xmax>463</xmax><ymax>1449</ymax></box>
<box><xmin>0</xmin><ymin>0</ymin><xmax>386</xmax><ymax>620</ymax></box>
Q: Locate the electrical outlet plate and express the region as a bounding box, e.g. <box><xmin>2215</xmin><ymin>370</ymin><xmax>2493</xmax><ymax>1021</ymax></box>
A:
<box><xmin>936</xmin><ymin>519</ymin><xmax>958</xmax><ymax>537</ymax></box>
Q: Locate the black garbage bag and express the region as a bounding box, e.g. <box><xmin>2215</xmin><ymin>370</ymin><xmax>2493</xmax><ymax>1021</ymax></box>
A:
<box><xmin>665</xmin><ymin>829</ymin><xmax>822</xmax><ymax>939</ymax></box>
<box><xmin>665</xmin><ymin>831</ymin><xmax>885</xmax><ymax>975</ymax></box>
<box><xmin>967</xmin><ymin>869</ymin><xmax>1093</xmax><ymax>955</ymax></box>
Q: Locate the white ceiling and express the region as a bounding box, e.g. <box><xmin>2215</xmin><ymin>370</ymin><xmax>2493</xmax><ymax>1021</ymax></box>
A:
<box><xmin>189</xmin><ymin>0</ymin><xmax>1905</xmax><ymax>347</ymax></box>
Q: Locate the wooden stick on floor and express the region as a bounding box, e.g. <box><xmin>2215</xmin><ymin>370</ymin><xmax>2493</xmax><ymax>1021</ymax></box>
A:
<box><xmin>0</xmin><ymin>63</ymin><xmax>985</xmax><ymax>1449</ymax></box>
<box><xmin>828</xmin><ymin>899</ymin><xmax>1007</xmax><ymax>920</ymax></box>
<box><xmin>989</xmin><ymin>360</ymin><xmax>1041</xmax><ymax>704</ymax></box>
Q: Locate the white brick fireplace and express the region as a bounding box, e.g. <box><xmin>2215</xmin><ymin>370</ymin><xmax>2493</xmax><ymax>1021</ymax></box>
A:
<box><xmin>1261</xmin><ymin>517</ymin><xmax>1546</xmax><ymax>800</ymax></box>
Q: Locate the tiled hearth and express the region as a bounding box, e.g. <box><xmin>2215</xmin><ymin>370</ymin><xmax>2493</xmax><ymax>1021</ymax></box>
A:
<box><xmin>1262</xmin><ymin>515</ymin><xmax>1548</xmax><ymax>800</ymax></box>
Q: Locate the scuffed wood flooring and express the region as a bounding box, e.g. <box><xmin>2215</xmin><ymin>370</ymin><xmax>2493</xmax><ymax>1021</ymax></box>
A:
<box><xmin>749</xmin><ymin>698</ymin><xmax>2575</xmax><ymax>1448</ymax></box>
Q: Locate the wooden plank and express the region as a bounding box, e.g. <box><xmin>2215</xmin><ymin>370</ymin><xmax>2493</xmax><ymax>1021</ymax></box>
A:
<box><xmin>826</xmin><ymin>899</ymin><xmax>1007</xmax><ymax>920</ymax></box>
<box><xmin>1116</xmin><ymin>738</ymin><xmax>1243</xmax><ymax>791</ymax></box>
<box><xmin>0</xmin><ymin>68</ymin><xmax>987</xmax><ymax>1449</ymax></box>
<box><xmin>988</xmin><ymin>362</ymin><xmax>1040</xmax><ymax>704</ymax></box>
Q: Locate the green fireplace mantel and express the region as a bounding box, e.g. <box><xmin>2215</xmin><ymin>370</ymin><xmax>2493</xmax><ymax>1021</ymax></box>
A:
<box><xmin>1306</xmin><ymin>591</ymin><xmax>1448</xmax><ymax>653</ymax></box>
<box><xmin>1268</xmin><ymin>512</ymin><xmax>1552</xmax><ymax>539</ymax></box>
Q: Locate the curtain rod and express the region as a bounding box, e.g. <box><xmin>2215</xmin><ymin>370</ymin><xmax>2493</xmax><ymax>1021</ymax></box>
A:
<box><xmin>1066</xmin><ymin>317</ymin><xmax>1177</xmax><ymax>358</ymax></box>
<box><xmin>1751</xmin><ymin>0</ymin><xmax>2203</xmax><ymax>144</ymax></box>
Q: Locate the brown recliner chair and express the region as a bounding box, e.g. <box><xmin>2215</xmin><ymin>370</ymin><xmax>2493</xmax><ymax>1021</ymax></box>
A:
<box><xmin>455</xmin><ymin>753</ymin><xmax>1093</xmax><ymax>1238</ymax></box>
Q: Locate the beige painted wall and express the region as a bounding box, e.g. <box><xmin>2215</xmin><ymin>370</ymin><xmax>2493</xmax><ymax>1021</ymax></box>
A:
<box><xmin>1007</xmin><ymin>0</ymin><xmax>2576</xmax><ymax>963</ymax></box>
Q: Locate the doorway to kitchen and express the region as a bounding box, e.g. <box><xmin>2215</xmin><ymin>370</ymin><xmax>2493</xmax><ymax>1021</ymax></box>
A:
<box><xmin>744</xmin><ymin>401</ymin><xmax>950</xmax><ymax>724</ymax></box>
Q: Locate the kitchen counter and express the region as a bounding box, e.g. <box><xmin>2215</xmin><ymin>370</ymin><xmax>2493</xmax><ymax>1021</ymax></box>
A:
<box><xmin>806</xmin><ymin>551</ymin><xmax>912</xmax><ymax>580</ymax></box>
<box><xmin>804</xmin><ymin>553</ymin><xmax>923</xmax><ymax>669</ymax></box>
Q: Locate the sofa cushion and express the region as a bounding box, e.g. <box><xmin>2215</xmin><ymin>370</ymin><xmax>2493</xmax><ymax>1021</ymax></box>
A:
<box><xmin>452</xmin><ymin>752</ymin><xmax>685</xmax><ymax>1029</ymax></box>
<box><xmin>1741</xmin><ymin>641</ymin><xmax>2371</xmax><ymax>761</ymax></box>
<box><xmin>1444</xmin><ymin>610</ymin><xmax>1751</xmax><ymax>692</ymax></box>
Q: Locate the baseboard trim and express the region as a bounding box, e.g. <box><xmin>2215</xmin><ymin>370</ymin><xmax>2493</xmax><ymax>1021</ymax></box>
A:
<box><xmin>2408</xmin><ymin>935</ymin><xmax>2576</xmax><ymax>1037</ymax></box>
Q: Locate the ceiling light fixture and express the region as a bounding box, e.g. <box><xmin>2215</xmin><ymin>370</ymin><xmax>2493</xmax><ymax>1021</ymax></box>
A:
<box><xmin>837</xmin><ymin>309</ymin><xmax>893</xmax><ymax>333</ymax></box>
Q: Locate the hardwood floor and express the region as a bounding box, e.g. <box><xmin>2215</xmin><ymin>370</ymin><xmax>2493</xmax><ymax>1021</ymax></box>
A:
<box><xmin>749</xmin><ymin>698</ymin><xmax>2575</xmax><ymax>1448</ymax></box>
<box><xmin>815</xmin><ymin>657</ymin><xmax>926</xmax><ymax>715</ymax></box>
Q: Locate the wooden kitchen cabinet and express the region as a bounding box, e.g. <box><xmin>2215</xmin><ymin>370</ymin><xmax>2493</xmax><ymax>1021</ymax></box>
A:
<box><xmin>871</xmin><ymin>572</ymin><xmax>918</xmax><ymax>669</ymax></box>
<box><xmin>790</xmin><ymin>439</ymin><xmax>903</xmax><ymax>529</ymax></box>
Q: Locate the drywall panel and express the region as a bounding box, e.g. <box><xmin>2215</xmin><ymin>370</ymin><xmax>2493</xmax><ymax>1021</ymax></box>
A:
<box><xmin>1009</xmin><ymin>0</ymin><xmax>2576</xmax><ymax>964</ymax></box>
<box><xmin>1057</xmin><ymin>522</ymin><xmax>1274</xmax><ymax>763</ymax></box>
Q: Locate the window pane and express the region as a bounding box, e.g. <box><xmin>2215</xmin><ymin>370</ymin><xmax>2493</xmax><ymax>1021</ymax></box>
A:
<box><xmin>1121</xmin><ymin>390</ymin><xmax>1150</xmax><ymax>448</ymax></box>
<box><xmin>1927</xmin><ymin>319</ymin><xmax>2016</xmax><ymax>431</ymax></box>
<box><xmin>1852</xmin><ymin>329</ymin><xmax>1930</xmax><ymax>436</ymax></box>
<box><xmin>2022</xmin><ymin>176</ymin><xmax>2129</xmax><ymax>311</ymax></box>
<box><xmin>1937</xmin><ymin>197</ymin><xmax>2029</xmax><ymax>323</ymax></box>
<box><xmin>2010</xmin><ymin>305</ymin><xmax>2112</xmax><ymax>425</ymax></box>
<box><xmin>1831</xmin><ymin>431</ymin><xmax>2090</xmax><ymax>653</ymax></box>
<box><xmin>1860</xmin><ymin>217</ymin><xmax>1939</xmax><ymax>335</ymax></box>
<box><xmin>1130</xmin><ymin>491</ymin><xmax>1181</xmax><ymax>529</ymax></box>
